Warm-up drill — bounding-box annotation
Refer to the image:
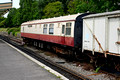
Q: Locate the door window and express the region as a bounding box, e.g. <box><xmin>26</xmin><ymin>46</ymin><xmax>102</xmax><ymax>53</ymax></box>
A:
<box><xmin>65</xmin><ymin>23</ymin><xmax>72</xmax><ymax>35</ymax></box>
<box><xmin>62</xmin><ymin>25</ymin><xmax>65</xmax><ymax>34</ymax></box>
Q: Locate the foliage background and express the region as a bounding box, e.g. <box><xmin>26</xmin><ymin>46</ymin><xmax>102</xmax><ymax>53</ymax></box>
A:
<box><xmin>0</xmin><ymin>0</ymin><xmax>120</xmax><ymax>28</ymax></box>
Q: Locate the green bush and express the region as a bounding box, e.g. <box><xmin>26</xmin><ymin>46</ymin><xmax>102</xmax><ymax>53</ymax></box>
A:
<box><xmin>12</xmin><ymin>30</ymin><xmax>16</xmax><ymax>36</ymax></box>
<box><xmin>15</xmin><ymin>31</ymin><xmax>20</xmax><ymax>37</ymax></box>
<box><xmin>7</xmin><ymin>28</ymin><xmax>10</xmax><ymax>31</ymax></box>
<box><xmin>12</xmin><ymin>28</ymin><xmax>20</xmax><ymax>36</ymax></box>
<box><xmin>8</xmin><ymin>28</ymin><xmax>15</xmax><ymax>34</ymax></box>
<box><xmin>0</xmin><ymin>28</ymin><xmax>8</xmax><ymax>32</ymax></box>
<box><xmin>8</xmin><ymin>27</ymin><xmax>20</xmax><ymax>35</ymax></box>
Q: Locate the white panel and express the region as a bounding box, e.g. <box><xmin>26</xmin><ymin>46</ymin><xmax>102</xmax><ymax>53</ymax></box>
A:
<box><xmin>94</xmin><ymin>17</ymin><xmax>105</xmax><ymax>52</ymax></box>
<box><xmin>33</xmin><ymin>25</ymin><xmax>37</xmax><ymax>33</ymax></box>
<box><xmin>71</xmin><ymin>22</ymin><xmax>75</xmax><ymax>37</ymax></box>
<box><xmin>83</xmin><ymin>19</ymin><xmax>93</xmax><ymax>51</ymax></box>
<box><xmin>54</xmin><ymin>23</ymin><xmax>61</xmax><ymax>35</ymax></box>
<box><xmin>36</xmin><ymin>24</ymin><xmax>42</xmax><ymax>34</ymax></box>
<box><xmin>21</xmin><ymin>26</ymin><xmax>23</xmax><ymax>32</ymax></box>
<box><xmin>41</xmin><ymin>24</ymin><xmax>44</xmax><ymax>34</ymax></box>
<box><xmin>108</xmin><ymin>17</ymin><xmax>120</xmax><ymax>54</ymax></box>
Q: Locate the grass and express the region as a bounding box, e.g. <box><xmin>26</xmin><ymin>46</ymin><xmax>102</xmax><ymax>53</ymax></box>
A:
<box><xmin>57</xmin><ymin>76</ymin><xmax>62</xmax><ymax>78</ymax></box>
<box><xmin>41</xmin><ymin>66</ymin><xmax>63</xmax><ymax>79</ymax></box>
<box><xmin>0</xmin><ymin>27</ymin><xmax>20</xmax><ymax>37</ymax></box>
<box><xmin>95</xmin><ymin>66</ymin><xmax>101</xmax><ymax>73</ymax></box>
<box><xmin>0</xmin><ymin>28</ymin><xmax>8</xmax><ymax>32</ymax></box>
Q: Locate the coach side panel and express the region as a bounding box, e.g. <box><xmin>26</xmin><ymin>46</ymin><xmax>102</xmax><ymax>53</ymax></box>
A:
<box><xmin>21</xmin><ymin>21</ymin><xmax>75</xmax><ymax>47</ymax></box>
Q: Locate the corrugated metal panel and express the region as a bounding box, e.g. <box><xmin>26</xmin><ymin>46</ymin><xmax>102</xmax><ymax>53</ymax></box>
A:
<box><xmin>83</xmin><ymin>10</ymin><xmax>120</xmax><ymax>19</ymax></box>
<box><xmin>83</xmin><ymin>11</ymin><xmax>120</xmax><ymax>56</ymax></box>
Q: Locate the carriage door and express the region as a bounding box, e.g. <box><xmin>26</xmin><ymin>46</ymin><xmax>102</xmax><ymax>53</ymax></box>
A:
<box><xmin>62</xmin><ymin>25</ymin><xmax>65</xmax><ymax>35</ymax></box>
<box><xmin>108</xmin><ymin>17</ymin><xmax>120</xmax><ymax>54</ymax></box>
<box><xmin>62</xmin><ymin>25</ymin><xmax>65</xmax><ymax>44</ymax></box>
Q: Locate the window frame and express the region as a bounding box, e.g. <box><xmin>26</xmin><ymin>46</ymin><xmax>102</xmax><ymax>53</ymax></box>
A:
<box><xmin>43</xmin><ymin>24</ymin><xmax>48</xmax><ymax>34</ymax></box>
<box><xmin>62</xmin><ymin>25</ymin><xmax>65</xmax><ymax>34</ymax></box>
<box><xmin>22</xmin><ymin>26</ymin><xmax>24</xmax><ymax>32</ymax></box>
<box><xmin>49</xmin><ymin>24</ymin><xmax>54</xmax><ymax>34</ymax></box>
<box><xmin>28</xmin><ymin>25</ymin><xmax>32</xmax><ymax>27</ymax></box>
<box><xmin>65</xmin><ymin>22</ymin><xmax>72</xmax><ymax>36</ymax></box>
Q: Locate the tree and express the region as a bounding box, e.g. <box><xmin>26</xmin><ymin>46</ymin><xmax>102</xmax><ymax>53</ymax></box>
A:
<box><xmin>19</xmin><ymin>0</ymin><xmax>34</xmax><ymax>22</ymax></box>
<box><xmin>0</xmin><ymin>17</ymin><xmax>6</xmax><ymax>28</ymax></box>
<box><xmin>100</xmin><ymin>0</ymin><xmax>120</xmax><ymax>12</ymax></box>
<box><xmin>67</xmin><ymin>0</ymin><xmax>79</xmax><ymax>14</ymax></box>
<box><xmin>32</xmin><ymin>1</ymin><xmax>39</xmax><ymax>19</ymax></box>
<box><xmin>43</xmin><ymin>1</ymin><xmax>64</xmax><ymax>18</ymax></box>
<box><xmin>3</xmin><ymin>0</ymin><xmax>119</xmax><ymax>28</ymax></box>
<box><xmin>76</xmin><ymin>0</ymin><xmax>98</xmax><ymax>13</ymax></box>
<box><xmin>12</xmin><ymin>9</ymin><xmax>21</xmax><ymax>26</ymax></box>
<box><xmin>0</xmin><ymin>17</ymin><xmax>5</xmax><ymax>21</ymax></box>
<box><xmin>6</xmin><ymin>8</ymin><xmax>17</xmax><ymax>27</ymax></box>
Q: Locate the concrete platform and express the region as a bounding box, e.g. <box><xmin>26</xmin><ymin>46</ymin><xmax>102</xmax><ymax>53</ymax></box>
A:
<box><xmin>0</xmin><ymin>40</ymin><xmax>61</xmax><ymax>80</ymax></box>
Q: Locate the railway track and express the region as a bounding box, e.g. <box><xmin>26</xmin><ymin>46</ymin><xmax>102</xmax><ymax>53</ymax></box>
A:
<box><xmin>0</xmin><ymin>35</ymin><xmax>91</xmax><ymax>80</ymax></box>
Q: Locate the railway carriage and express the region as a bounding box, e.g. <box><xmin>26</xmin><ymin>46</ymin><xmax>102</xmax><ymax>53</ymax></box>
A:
<box><xmin>21</xmin><ymin>13</ymin><xmax>91</xmax><ymax>53</ymax></box>
<box><xmin>21</xmin><ymin>14</ymin><xmax>79</xmax><ymax>47</ymax></box>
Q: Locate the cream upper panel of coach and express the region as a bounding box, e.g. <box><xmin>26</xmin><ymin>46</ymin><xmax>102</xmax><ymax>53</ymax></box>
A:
<box><xmin>21</xmin><ymin>14</ymin><xmax>80</xmax><ymax>37</ymax></box>
<box><xmin>22</xmin><ymin>14</ymin><xmax>80</xmax><ymax>25</ymax></box>
<box><xmin>22</xmin><ymin>21</ymin><xmax>75</xmax><ymax>37</ymax></box>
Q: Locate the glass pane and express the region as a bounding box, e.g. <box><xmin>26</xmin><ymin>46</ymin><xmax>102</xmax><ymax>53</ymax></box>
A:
<box><xmin>62</xmin><ymin>25</ymin><xmax>65</xmax><ymax>34</ymax></box>
<box><xmin>66</xmin><ymin>23</ymin><xmax>72</xmax><ymax>28</ymax></box>
<box><xmin>46</xmin><ymin>24</ymin><xmax>48</xmax><ymax>27</ymax></box>
<box><xmin>66</xmin><ymin>28</ymin><xmax>71</xmax><ymax>35</ymax></box>
<box><xmin>49</xmin><ymin>28</ymin><xmax>54</xmax><ymax>34</ymax></box>
<box><xmin>43</xmin><ymin>24</ymin><xmax>45</xmax><ymax>27</ymax></box>
<box><xmin>43</xmin><ymin>28</ymin><xmax>47</xmax><ymax>34</ymax></box>
<box><xmin>23</xmin><ymin>27</ymin><xmax>24</xmax><ymax>31</ymax></box>
<box><xmin>43</xmin><ymin>24</ymin><xmax>48</xmax><ymax>28</ymax></box>
<box><xmin>28</xmin><ymin>25</ymin><xmax>32</xmax><ymax>27</ymax></box>
<box><xmin>49</xmin><ymin>24</ymin><xmax>54</xmax><ymax>28</ymax></box>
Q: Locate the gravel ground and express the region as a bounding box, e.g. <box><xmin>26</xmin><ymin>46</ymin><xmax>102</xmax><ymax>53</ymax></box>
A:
<box><xmin>25</xmin><ymin>46</ymin><xmax>116</xmax><ymax>80</ymax></box>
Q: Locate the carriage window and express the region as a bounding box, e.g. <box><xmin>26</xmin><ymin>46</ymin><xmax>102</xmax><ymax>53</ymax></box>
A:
<box><xmin>23</xmin><ymin>27</ymin><xmax>24</xmax><ymax>32</ymax></box>
<box><xmin>28</xmin><ymin>25</ymin><xmax>32</xmax><ymax>27</ymax></box>
<box><xmin>49</xmin><ymin>24</ymin><xmax>54</xmax><ymax>34</ymax></box>
<box><xmin>66</xmin><ymin>23</ymin><xmax>72</xmax><ymax>35</ymax></box>
<box><xmin>62</xmin><ymin>25</ymin><xmax>65</xmax><ymax>34</ymax></box>
<box><xmin>43</xmin><ymin>24</ymin><xmax>48</xmax><ymax>34</ymax></box>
